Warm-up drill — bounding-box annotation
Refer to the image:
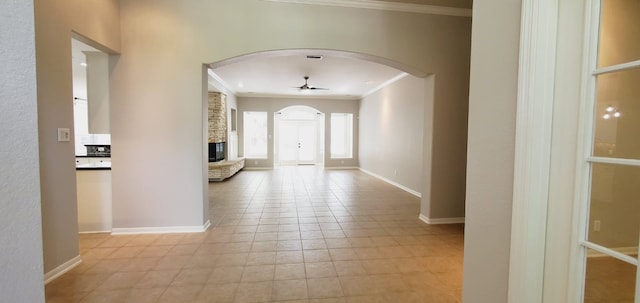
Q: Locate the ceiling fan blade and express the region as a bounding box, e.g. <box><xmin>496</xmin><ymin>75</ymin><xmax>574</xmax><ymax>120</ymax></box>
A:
<box><xmin>291</xmin><ymin>76</ymin><xmax>329</xmax><ymax>91</ymax></box>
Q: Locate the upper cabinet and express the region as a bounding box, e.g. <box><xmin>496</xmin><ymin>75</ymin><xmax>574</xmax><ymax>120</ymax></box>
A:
<box><xmin>85</xmin><ymin>51</ymin><xmax>110</xmax><ymax>134</ymax></box>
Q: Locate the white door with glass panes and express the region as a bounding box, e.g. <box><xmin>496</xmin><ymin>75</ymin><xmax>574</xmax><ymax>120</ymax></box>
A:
<box><xmin>575</xmin><ymin>0</ymin><xmax>640</xmax><ymax>301</ymax></box>
<box><xmin>278</xmin><ymin>120</ymin><xmax>317</xmax><ymax>165</ymax></box>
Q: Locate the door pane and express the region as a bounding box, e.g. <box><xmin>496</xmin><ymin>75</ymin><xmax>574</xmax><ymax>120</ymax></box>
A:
<box><xmin>298</xmin><ymin>122</ymin><xmax>316</xmax><ymax>163</ymax></box>
<box><xmin>597</xmin><ymin>0</ymin><xmax>640</xmax><ymax>68</ymax></box>
<box><xmin>279</xmin><ymin>120</ymin><xmax>298</xmax><ymax>163</ymax></box>
<box><xmin>584</xmin><ymin>249</ymin><xmax>637</xmax><ymax>303</ymax></box>
<box><xmin>588</xmin><ymin>163</ymin><xmax>640</xmax><ymax>252</ymax></box>
<box><xmin>593</xmin><ymin>68</ymin><xmax>640</xmax><ymax>159</ymax></box>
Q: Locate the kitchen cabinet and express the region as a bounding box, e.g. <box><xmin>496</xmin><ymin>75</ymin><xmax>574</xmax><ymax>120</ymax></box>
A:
<box><xmin>76</xmin><ymin>158</ymin><xmax>90</xmax><ymax>165</ymax></box>
<box><xmin>76</xmin><ymin>169</ymin><xmax>112</xmax><ymax>233</ymax></box>
<box><xmin>76</xmin><ymin>157</ymin><xmax>110</xmax><ymax>166</ymax></box>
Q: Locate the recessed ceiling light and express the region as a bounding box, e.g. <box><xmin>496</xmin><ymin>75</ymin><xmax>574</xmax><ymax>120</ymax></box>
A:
<box><xmin>80</xmin><ymin>62</ymin><xmax>87</xmax><ymax>67</ymax></box>
<box><xmin>238</xmin><ymin>82</ymin><xmax>244</xmax><ymax>88</ymax></box>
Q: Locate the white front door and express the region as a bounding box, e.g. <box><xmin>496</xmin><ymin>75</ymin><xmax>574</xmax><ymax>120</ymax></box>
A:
<box><xmin>278</xmin><ymin>120</ymin><xmax>317</xmax><ymax>165</ymax></box>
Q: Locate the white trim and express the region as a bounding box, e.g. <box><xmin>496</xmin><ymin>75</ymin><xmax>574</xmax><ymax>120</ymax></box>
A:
<box><xmin>593</xmin><ymin>59</ymin><xmax>640</xmax><ymax>75</ymax></box>
<box><xmin>261</xmin><ymin>0</ymin><xmax>472</xmax><ymax>17</ymax></box>
<box><xmin>324</xmin><ymin>166</ymin><xmax>359</xmax><ymax>170</ymax></box>
<box><xmin>44</xmin><ymin>255</ymin><xmax>82</xmax><ymax>285</ymax></box>
<box><xmin>359</xmin><ymin>168</ymin><xmax>421</xmax><ymax>198</ymax></box>
<box><xmin>242</xmin><ymin>167</ymin><xmax>274</xmax><ymax>171</ymax></box>
<box><xmin>78</xmin><ymin>231</ymin><xmax>110</xmax><ymax>234</ymax></box>
<box><xmin>361</xmin><ymin>72</ymin><xmax>409</xmax><ymax>98</ymax></box>
<box><xmin>568</xmin><ymin>0</ymin><xmax>604</xmax><ymax>302</ymax></box>
<box><xmin>508</xmin><ymin>0</ymin><xmax>559</xmax><ymax>302</ymax></box>
<box><xmin>236</xmin><ymin>92</ymin><xmax>360</xmax><ymax>101</ymax></box>
<box><xmin>418</xmin><ymin>214</ymin><xmax>465</xmax><ymax>224</ymax></box>
<box><xmin>207</xmin><ymin>70</ymin><xmax>236</xmax><ymax>95</ymax></box>
<box><xmin>111</xmin><ymin>220</ymin><xmax>211</xmax><ymax>235</ymax></box>
<box><xmin>587</xmin><ymin>156</ymin><xmax>640</xmax><ymax>167</ymax></box>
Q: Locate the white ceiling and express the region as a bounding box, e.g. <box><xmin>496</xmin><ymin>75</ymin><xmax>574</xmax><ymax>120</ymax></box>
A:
<box><xmin>208</xmin><ymin>52</ymin><xmax>406</xmax><ymax>100</ymax></box>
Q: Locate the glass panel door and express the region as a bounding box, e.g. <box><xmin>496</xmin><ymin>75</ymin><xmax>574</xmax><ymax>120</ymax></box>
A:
<box><xmin>297</xmin><ymin>121</ymin><xmax>316</xmax><ymax>164</ymax></box>
<box><xmin>277</xmin><ymin>120</ymin><xmax>317</xmax><ymax>165</ymax></box>
<box><xmin>278</xmin><ymin>120</ymin><xmax>299</xmax><ymax>164</ymax></box>
<box><xmin>578</xmin><ymin>0</ymin><xmax>640</xmax><ymax>301</ymax></box>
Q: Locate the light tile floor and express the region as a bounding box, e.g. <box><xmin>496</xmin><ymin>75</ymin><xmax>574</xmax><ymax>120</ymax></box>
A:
<box><xmin>46</xmin><ymin>166</ymin><xmax>464</xmax><ymax>303</ymax></box>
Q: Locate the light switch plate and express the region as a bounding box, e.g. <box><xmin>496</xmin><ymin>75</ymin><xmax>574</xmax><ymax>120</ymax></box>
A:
<box><xmin>57</xmin><ymin>128</ymin><xmax>71</xmax><ymax>142</ymax></box>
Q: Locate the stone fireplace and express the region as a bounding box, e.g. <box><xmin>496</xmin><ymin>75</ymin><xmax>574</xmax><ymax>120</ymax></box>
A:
<box><xmin>207</xmin><ymin>92</ymin><xmax>245</xmax><ymax>181</ymax></box>
<box><xmin>208</xmin><ymin>92</ymin><xmax>227</xmax><ymax>162</ymax></box>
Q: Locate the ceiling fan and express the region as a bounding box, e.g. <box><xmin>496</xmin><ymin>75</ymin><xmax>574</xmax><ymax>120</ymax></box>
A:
<box><xmin>293</xmin><ymin>76</ymin><xmax>329</xmax><ymax>91</ymax></box>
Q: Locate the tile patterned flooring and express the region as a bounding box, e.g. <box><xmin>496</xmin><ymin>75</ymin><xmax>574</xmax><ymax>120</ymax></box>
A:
<box><xmin>46</xmin><ymin>166</ymin><xmax>464</xmax><ymax>303</ymax></box>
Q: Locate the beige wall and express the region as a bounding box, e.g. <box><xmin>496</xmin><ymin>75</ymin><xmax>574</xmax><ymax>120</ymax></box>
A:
<box><xmin>463</xmin><ymin>0</ymin><xmax>521</xmax><ymax>301</ymax></box>
<box><xmin>112</xmin><ymin>0</ymin><xmax>471</xmax><ymax>233</ymax></box>
<box><xmin>1</xmin><ymin>1</ymin><xmax>45</xmax><ymax>301</ymax></box>
<box><xmin>34</xmin><ymin>0</ymin><xmax>120</xmax><ymax>273</ymax></box>
<box><xmin>237</xmin><ymin>97</ymin><xmax>360</xmax><ymax>168</ymax></box>
<box><xmin>359</xmin><ymin>75</ymin><xmax>427</xmax><ymax>194</ymax></box>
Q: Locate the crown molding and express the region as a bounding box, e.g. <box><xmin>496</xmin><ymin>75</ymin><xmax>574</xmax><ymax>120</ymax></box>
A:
<box><xmin>236</xmin><ymin>92</ymin><xmax>360</xmax><ymax>100</ymax></box>
<box><xmin>207</xmin><ymin>70</ymin><xmax>236</xmax><ymax>95</ymax></box>
<box><xmin>361</xmin><ymin>72</ymin><xmax>408</xmax><ymax>98</ymax></box>
<box><xmin>261</xmin><ymin>0</ymin><xmax>472</xmax><ymax>17</ymax></box>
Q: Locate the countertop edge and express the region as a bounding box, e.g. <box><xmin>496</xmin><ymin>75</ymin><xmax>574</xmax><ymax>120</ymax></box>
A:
<box><xmin>76</xmin><ymin>167</ymin><xmax>112</xmax><ymax>171</ymax></box>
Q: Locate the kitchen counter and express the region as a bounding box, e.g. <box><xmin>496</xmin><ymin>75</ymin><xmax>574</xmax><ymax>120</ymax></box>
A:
<box><xmin>77</xmin><ymin>166</ymin><xmax>112</xmax><ymax>232</ymax></box>
<box><xmin>76</xmin><ymin>161</ymin><xmax>111</xmax><ymax>170</ymax></box>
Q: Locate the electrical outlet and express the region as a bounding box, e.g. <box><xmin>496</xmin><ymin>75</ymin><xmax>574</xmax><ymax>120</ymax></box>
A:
<box><xmin>57</xmin><ymin>128</ymin><xmax>71</xmax><ymax>142</ymax></box>
<box><xmin>593</xmin><ymin>220</ymin><xmax>601</xmax><ymax>232</ymax></box>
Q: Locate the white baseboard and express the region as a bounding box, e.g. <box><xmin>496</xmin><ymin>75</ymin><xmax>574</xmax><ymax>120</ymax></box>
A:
<box><xmin>78</xmin><ymin>226</ymin><xmax>111</xmax><ymax>234</ymax></box>
<box><xmin>359</xmin><ymin>168</ymin><xmax>421</xmax><ymax>198</ymax></box>
<box><xmin>44</xmin><ymin>255</ymin><xmax>82</xmax><ymax>285</ymax></box>
<box><xmin>587</xmin><ymin>246</ymin><xmax>638</xmax><ymax>258</ymax></box>
<box><xmin>78</xmin><ymin>231</ymin><xmax>111</xmax><ymax>234</ymax></box>
<box><xmin>242</xmin><ymin>167</ymin><xmax>273</xmax><ymax>171</ymax></box>
<box><xmin>111</xmin><ymin>220</ymin><xmax>211</xmax><ymax>235</ymax></box>
<box><xmin>324</xmin><ymin>166</ymin><xmax>359</xmax><ymax>170</ymax></box>
<box><xmin>419</xmin><ymin>214</ymin><xmax>465</xmax><ymax>224</ymax></box>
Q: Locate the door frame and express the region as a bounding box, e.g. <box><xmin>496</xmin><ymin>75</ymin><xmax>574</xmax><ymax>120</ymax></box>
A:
<box><xmin>274</xmin><ymin>105</ymin><xmax>324</xmax><ymax>166</ymax></box>
<box><xmin>508</xmin><ymin>0</ymin><xmax>594</xmax><ymax>301</ymax></box>
<box><xmin>510</xmin><ymin>0</ymin><xmax>640</xmax><ymax>301</ymax></box>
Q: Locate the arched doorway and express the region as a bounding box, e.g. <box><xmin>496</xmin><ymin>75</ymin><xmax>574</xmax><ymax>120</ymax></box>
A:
<box><xmin>274</xmin><ymin>105</ymin><xmax>324</xmax><ymax>166</ymax></box>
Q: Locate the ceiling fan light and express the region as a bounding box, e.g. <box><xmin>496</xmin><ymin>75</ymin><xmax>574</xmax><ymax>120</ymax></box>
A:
<box><xmin>606</xmin><ymin>106</ymin><xmax>615</xmax><ymax>112</ymax></box>
<box><xmin>614</xmin><ymin>111</ymin><xmax>621</xmax><ymax>118</ymax></box>
<box><xmin>603</xmin><ymin>113</ymin><xmax>611</xmax><ymax>119</ymax></box>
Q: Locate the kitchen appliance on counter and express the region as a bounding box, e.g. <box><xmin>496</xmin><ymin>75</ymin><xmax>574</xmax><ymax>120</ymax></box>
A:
<box><xmin>85</xmin><ymin>144</ymin><xmax>111</xmax><ymax>157</ymax></box>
